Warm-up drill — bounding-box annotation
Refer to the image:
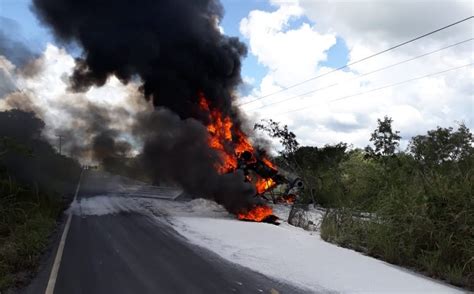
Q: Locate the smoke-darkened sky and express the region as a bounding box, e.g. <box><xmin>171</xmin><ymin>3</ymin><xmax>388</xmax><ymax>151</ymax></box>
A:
<box><xmin>0</xmin><ymin>0</ymin><xmax>472</xmax><ymax>149</ymax></box>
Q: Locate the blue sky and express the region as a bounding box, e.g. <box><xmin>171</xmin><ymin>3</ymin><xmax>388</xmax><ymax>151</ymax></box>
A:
<box><xmin>0</xmin><ymin>0</ymin><xmax>348</xmax><ymax>87</ymax></box>
<box><xmin>0</xmin><ymin>0</ymin><xmax>52</xmax><ymax>53</ymax></box>
<box><xmin>219</xmin><ymin>0</ymin><xmax>349</xmax><ymax>86</ymax></box>
<box><xmin>1</xmin><ymin>0</ymin><xmax>471</xmax><ymax>148</ymax></box>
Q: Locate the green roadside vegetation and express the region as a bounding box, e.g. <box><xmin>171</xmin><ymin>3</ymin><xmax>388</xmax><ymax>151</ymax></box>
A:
<box><xmin>0</xmin><ymin>110</ymin><xmax>81</xmax><ymax>291</ymax></box>
<box><xmin>257</xmin><ymin>117</ymin><xmax>473</xmax><ymax>290</ymax></box>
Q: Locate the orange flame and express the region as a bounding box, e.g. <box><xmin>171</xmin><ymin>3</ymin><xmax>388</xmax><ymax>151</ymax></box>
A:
<box><xmin>237</xmin><ymin>205</ymin><xmax>273</xmax><ymax>222</ymax></box>
<box><xmin>281</xmin><ymin>194</ymin><xmax>296</xmax><ymax>204</ymax></box>
<box><xmin>262</xmin><ymin>157</ymin><xmax>277</xmax><ymax>170</ymax></box>
<box><xmin>199</xmin><ymin>92</ymin><xmax>266</xmax><ymax>175</ymax></box>
<box><xmin>255</xmin><ymin>177</ymin><xmax>276</xmax><ymax>194</ymax></box>
<box><xmin>198</xmin><ymin>93</ymin><xmax>278</xmax><ymax>221</ymax></box>
<box><xmin>199</xmin><ymin>93</ymin><xmax>237</xmax><ymax>173</ymax></box>
<box><xmin>234</xmin><ymin>129</ymin><xmax>254</xmax><ymax>155</ymax></box>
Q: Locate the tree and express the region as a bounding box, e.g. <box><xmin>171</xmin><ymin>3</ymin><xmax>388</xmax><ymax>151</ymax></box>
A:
<box><xmin>0</xmin><ymin>138</ymin><xmax>7</xmax><ymax>158</ymax></box>
<box><xmin>254</xmin><ymin>119</ymin><xmax>316</xmax><ymax>205</ymax></box>
<box><xmin>365</xmin><ymin>116</ymin><xmax>401</xmax><ymax>158</ymax></box>
<box><xmin>254</xmin><ymin>119</ymin><xmax>299</xmax><ymax>159</ymax></box>
<box><xmin>292</xmin><ymin>144</ymin><xmax>348</xmax><ymax>207</ymax></box>
<box><xmin>0</xmin><ymin>110</ymin><xmax>80</xmax><ymax>193</ymax></box>
<box><xmin>254</xmin><ymin>119</ymin><xmax>349</xmax><ymax>206</ymax></box>
<box><xmin>409</xmin><ymin>123</ymin><xmax>473</xmax><ymax>165</ymax></box>
<box><xmin>0</xmin><ymin>137</ymin><xmax>31</xmax><ymax>158</ymax></box>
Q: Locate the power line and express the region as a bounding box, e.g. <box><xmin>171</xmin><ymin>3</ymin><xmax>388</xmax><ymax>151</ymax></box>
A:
<box><xmin>56</xmin><ymin>134</ymin><xmax>65</xmax><ymax>155</ymax></box>
<box><xmin>245</xmin><ymin>38</ymin><xmax>473</xmax><ymax>111</ymax></box>
<box><xmin>238</xmin><ymin>15</ymin><xmax>474</xmax><ymax>106</ymax></box>
<box><xmin>263</xmin><ymin>62</ymin><xmax>473</xmax><ymax>116</ymax></box>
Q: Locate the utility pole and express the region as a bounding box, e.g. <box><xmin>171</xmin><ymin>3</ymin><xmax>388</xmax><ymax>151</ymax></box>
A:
<box><xmin>56</xmin><ymin>134</ymin><xmax>64</xmax><ymax>155</ymax></box>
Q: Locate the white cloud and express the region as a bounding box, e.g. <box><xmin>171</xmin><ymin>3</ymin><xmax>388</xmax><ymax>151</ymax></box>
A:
<box><xmin>300</xmin><ymin>0</ymin><xmax>473</xmax><ymax>43</ymax></box>
<box><xmin>240</xmin><ymin>2</ymin><xmax>336</xmax><ymax>86</ymax></box>
<box><xmin>0</xmin><ymin>56</ymin><xmax>17</xmax><ymax>96</ymax></box>
<box><xmin>239</xmin><ymin>0</ymin><xmax>474</xmax><ymax>149</ymax></box>
<box><xmin>0</xmin><ymin>44</ymin><xmax>151</xmax><ymax>161</ymax></box>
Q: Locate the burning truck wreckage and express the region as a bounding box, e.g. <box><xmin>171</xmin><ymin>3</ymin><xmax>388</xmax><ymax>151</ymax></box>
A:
<box><xmin>198</xmin><ymin>94</ymin><xmax>304</xmax><ymax>224</ymax></box>
<box><xmin>30</xmin><ymin>0</ymin><xmax>304</xmax><ymax>224</ymax></box>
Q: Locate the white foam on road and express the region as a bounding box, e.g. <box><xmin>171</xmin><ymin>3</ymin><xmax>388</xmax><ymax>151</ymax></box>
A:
<box><xmin>172</xmin><ymin>216</ymin><xmax>464</xmax><ymax>293</ymax></box>
<box><xmin>160</xmin><ymin>200</ymin><xmax>463</xmax><ymax>293</ymax></box>
<box><xmin>69</xmin><ymin>195</ymin><xmax>464</xmax><ymax>293</ymax></box>
<box><xmin>71</xmin><ymin>196</ymin><xmax>227</xmax><ymax>218</ymax></box>
<box><xmin>70</xmin><ymin>195</ymin><xmax>143</xmax><ymax>216</ymax></box>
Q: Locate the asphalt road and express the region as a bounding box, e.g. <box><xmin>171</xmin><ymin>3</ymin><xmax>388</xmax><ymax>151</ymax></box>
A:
<box><xmin>21</xmin><ymin>170</ymin><xmax>308</xmax><ymax>294</ymax></box>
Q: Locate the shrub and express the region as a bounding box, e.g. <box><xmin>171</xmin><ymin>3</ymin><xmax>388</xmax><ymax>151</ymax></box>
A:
<box><xmin>320</xmin><ymin>122</ymin><xmax>474</xmax><ymax>290</ymax></box>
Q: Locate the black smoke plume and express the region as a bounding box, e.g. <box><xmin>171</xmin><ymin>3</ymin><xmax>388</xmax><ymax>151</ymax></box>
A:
<box><xmin>135</xmin><ymin>109</ymin><xmax>260</xmax><ymax>213</ymax></box>
<box><xmin>58</xmin><ymin>102</ymin><xmax>134</xmax><ymax>162</ymax></box>
<box><xmin>32</xmin><ymin>0</ymin><xmax>264</xmax><ymax>213</ymax></box>
<box><xmin>32</xmin><ymin>0</ymin><xmax>246</xmax><ymax>118</ymax></box>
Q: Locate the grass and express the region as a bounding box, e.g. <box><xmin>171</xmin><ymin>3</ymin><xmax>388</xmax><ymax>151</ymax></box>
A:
<box><xmin>263</xmin><ymin>119</ymin><xmax>473</xmax><ymax>290</ymax></box>
<box><xmin>321</xmin><ymin>212</ymin><xmax>473</xmax><ymax>289</ymax></box>
<box><xmin>0</xmin><ymin>111</ymin><xmax>80</xmax><ymax>291</ymax></box>
<box><xmin>0</xmin><ymin>177</ymin><xmax>63</xmax><ymax>291</ymax></box>
<box><xmin>316</xmin><ymin>144</ymin><xmax>474</xmax><ymax>290</ymax></box>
